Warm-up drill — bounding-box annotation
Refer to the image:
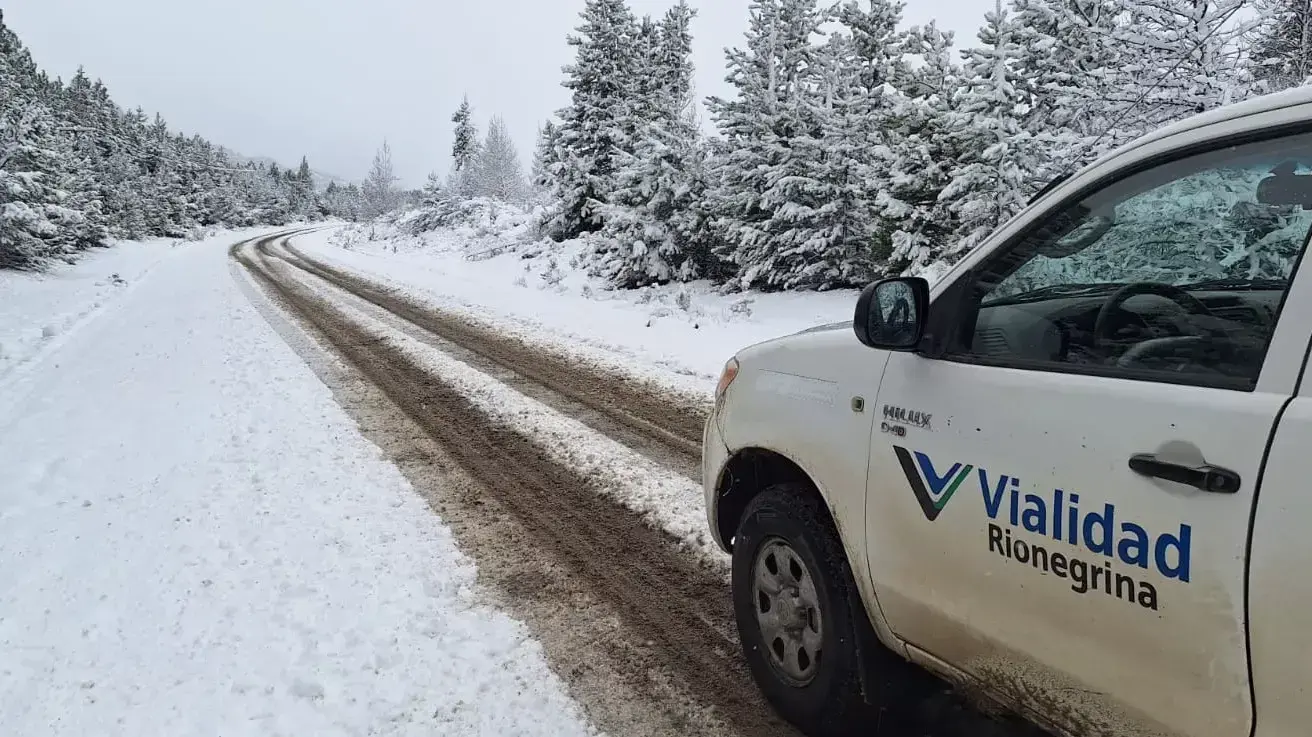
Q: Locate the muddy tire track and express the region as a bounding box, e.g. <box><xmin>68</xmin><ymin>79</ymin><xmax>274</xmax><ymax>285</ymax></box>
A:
<box><xmin>234</xmin><ymin>235</ymin><xmax>801</xmax><ymax>737</ymax></box>
<box><xmin>234</xmin><ymin>232</ymin><xmax>1047</xmax><ymax>737</ymax></box>
<box><xmin>267</xmin><ymin>238</ymin><xmax>707</xmax><ymax>474</ymax></box>
<box><xmin>259</xmin><ymin>238</ymin><xmax>702</xmax><ymax>480</ymax></box>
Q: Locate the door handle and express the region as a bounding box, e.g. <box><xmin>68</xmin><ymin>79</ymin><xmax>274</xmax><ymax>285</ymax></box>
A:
<box><xmin>1128</xmin><ymin>453</ymin><xmax>1241</xmax><ymax>494</ymax></box>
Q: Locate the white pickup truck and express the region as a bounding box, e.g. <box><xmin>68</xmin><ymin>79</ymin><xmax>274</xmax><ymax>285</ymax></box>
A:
<box><xmin>703</xmin><ymin>86</ymin><xmax>1312</xmax><ymax>737</ymax></box>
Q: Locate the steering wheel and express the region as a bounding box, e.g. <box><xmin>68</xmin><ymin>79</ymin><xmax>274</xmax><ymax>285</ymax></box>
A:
<box><xmin>1092</xmin><ymin>282</ymin><xmax>1226</xmax><ymax>368</ymax></box>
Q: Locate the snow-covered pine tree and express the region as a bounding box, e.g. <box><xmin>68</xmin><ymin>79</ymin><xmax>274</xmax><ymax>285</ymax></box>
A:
<box><xmin>938</xmin><ymin>0</ymin><xmax>1040</xmax><ymax>259</ymax></box>
<box><xmin>290</xmin><ymin>156</ymin><xmax>318</xmax><ymax>218</ymax></box>
<box><xmin>0</xmin><ymin>105</ymin><xmax>72</xmax><ymax>268</ymax></box>
<box><xmin>450</xmin><ymin>96</ymin><xmax>481</xmax><ymax>197</ymax></box>
<box><xmin>546</xmin><ymin>0</ymin><xmax>640</xmax><ymax>240</ymax></box>
<box><xmin>651</xmin><ymin>3</ymin><xmax>726</xmax><ymax>282</ymax></box>
<box><xmin>69</xmin><ymin>77</ymin><xmax>135</xmax><ymax>238</ymax></box>
<box><xmin>472</xmin><ymin>115</ymin><xmax>527</xmax><ymax>202</ymax></box>
<box><xmin>420</xmin><ymin>172</ymin><xmax>443</xmax><ymax>207</ymax></box>
<box><xmin>323</xmin><ymin>180</ymin><xmax>343</xmax><ymax>219</ymax></box>
<box><xmin>451</xmin><ymin>96</ymin><xmax>480</xmax><ymax>173</ymax></box>
<box><xmin>785</xmin><ymin>31</ymin><xmax>887</xmax><ymax>289</ymax></box>
<box><xmin>876</xmin><ymin>22</ymin><xmax>965</xmax><ymax>277</ymax></box>
<box><xmin>1008</xmin><ymin>0</ymin><xmax>1129</xmax><ymax>173</ymax></box>
<box><xmin>340</xmin><ymin>181</ymin><xmax>366</xmax><ymax>220</ymax></box>
<box><xmin>0</xmin><ymin>14</ymin><xmax>103</xmax><ymax>268</ymax></box>
<box><xmin>1117</xmin><ymin>0</ymin><xmax>1252</xmax><ymax>132</ymax></box>
<box><xmin>258</xmin><ymin>161</ymin><xmax>294</xmax><ymax>226</ymax></box>
<box><xmin>704</xmin><ymin>0</ymin><xmax>846</xmax><ymax>291</ymax></box>
<box><xmin>192</xmin><ymin>142</ymin><xmax>238</xmax><ymax>226</ymax></box>
<box><xmin>591</xmin><ymin>1</ymin><xmax>723</xmax><ymax>287</ymax></box>
<box><xmin>530</xmin><ymin>120</ymin><xmax>560</xmax><ymax>191</ymax></box>
<box><xmin>801</xmin><ymin>0</ymin><xmax>914</xmax><ymax>284</ymax></box>
<box><xmin>135</xmin><ymin>114</ymin><xmax>177</xmax><ymax>235</ymax></box>
<box><xmin>1248</xmin><ymin>0</ymin><xmax>1312</xmax><ymax>92</ymax></box>
<box><xmin>49</xmin><ymin>133</ymin><xmax>109</xmax><ymax>253</ymax></box>
<box><xmin>338</xmin><ymin>183</ymin><xmax>365</xmax><ymax>220</ymax></box>
<box><xmin>362</xmin><ymin>140</ymin><xmax>400</xmax><ymax>218</ymax></box>
<box><xmin>58</xmin><ymin>68</ymin><xmax>114</xmax><ymax>238</ymax></box>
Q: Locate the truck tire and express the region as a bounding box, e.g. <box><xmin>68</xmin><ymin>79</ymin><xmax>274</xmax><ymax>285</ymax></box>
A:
<box><xmin>731</xmin><ymin>483</ymin><xmax>905</xmax><ymax>736</ymax></box>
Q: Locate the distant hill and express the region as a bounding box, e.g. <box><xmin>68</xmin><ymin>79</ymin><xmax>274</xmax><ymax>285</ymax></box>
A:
<box><xmin>219</xmin><ymin>148</ymin><xmax>351</xmax><ymax>192</ymax></box>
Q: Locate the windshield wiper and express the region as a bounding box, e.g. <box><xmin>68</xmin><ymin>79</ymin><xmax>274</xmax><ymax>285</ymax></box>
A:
<box><xmin>1182</xmin><ymin>277</ymin><xmax>1287</xmax><ymax>291</ymax></box>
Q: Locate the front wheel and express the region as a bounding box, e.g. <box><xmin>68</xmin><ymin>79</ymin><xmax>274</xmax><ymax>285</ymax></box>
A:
<box><xmin>731</xmin><ymin>484</ymin><xmax>906</xmax><ymax>736</ymax></box>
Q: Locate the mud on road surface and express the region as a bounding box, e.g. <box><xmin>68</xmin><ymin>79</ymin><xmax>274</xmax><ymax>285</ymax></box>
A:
<box><xmin>278</xmin><ymin>237</ymin><xmax>706</xmax><ymax>478</ymax></box>
<box><xmin>232</xmin><ymin>231</ymin><xmax>1049</xmax><ymax>737</ymax></box>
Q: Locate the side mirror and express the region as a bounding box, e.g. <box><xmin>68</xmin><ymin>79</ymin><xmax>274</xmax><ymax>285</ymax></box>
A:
<box><xmin>854</xmin><ymin>277</ymin><xmax>930</xmax><ymax>350</ymax></box>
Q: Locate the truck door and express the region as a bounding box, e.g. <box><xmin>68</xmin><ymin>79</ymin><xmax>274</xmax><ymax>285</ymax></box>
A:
<box><xmin>1249</xmin><ymin>388</ymin><xmax>1312</xmax><ymax>737</ymax></box>
<box><xmin>864</xmin><ymin>129</ymin><xmax>1312</xmax><ymax>737</ymax></box>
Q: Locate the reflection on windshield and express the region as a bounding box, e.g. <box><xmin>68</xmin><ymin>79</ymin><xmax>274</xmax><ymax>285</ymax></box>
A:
<box><xmin>981</xmin><ymin>277</ymin><xmax>1288</xmax><ymax>308</ymax></box>
<box><xmin>984</xmin><ymin>163</ymin><xmax>1312</xmax><ymax>304</ymax></box>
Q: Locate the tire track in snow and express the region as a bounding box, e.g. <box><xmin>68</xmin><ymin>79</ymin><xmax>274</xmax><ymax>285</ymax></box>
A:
<box><xmin>234</xmin><ymin>233</ymin><xmax>1048</xmax><ymax>737</ymax></box>
<box><xmin>268</xmin><ymin>237</ymin><xmax>706</xmax><ymax>478</ymax></box>
<box><xmin>234</xmin><ymin>233</ymin><xmax>802</xmax><ymax>737</ymax></box>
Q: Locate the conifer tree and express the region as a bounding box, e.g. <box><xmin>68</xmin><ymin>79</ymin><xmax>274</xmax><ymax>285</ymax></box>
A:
<box><xmin>939</xmin><ymin>0</ymin><xmax>1038</xmax><ymax>258</ymax></box>
<box><xmin>878</xmin><ymin>22</ymin><xmax>965</xmax><ymax>276</ymax></box>
<box><xmin>530</xmin><ymin>120</ymin><xmax>560</xmax><ymax>191</ymax></box>
<box><xmin>704</xmin><ymin>0</ymin><xmax>836</xmax><ymax>291</ymax></box>
<box><xmin>420</xmin><ymin>171</ymin><xmax>443</xmax><ymax>207</ymax></box>
<box><xmin>547</xmin><ymin>0</ymin><xmax>639</xmax><ymax>240</ymax></box>
<box><xmin>592</xmin><ymin>1</ymin><xmax>722</xmax><ymax>286</ymax></box>
<box><xmin>1249</xmin><ymin>0</ymin><xmax>1312</xmax><ymax>91</ymax></box>
<box><xmin>1118</xmin><ymin>0</ymin><xmax>1251</xmax><ymax>130</ymax></box>
<box><xmin>363</xmin><ymin>140</ymin><xmax>400</xmax><ymax>218</ymax></box>
<box><xmin>1008</xmin><ymin>0</ymin><xmax>1128</xmax><ymax>169</ymax></box>
<box><xmin>451</xmin><ymin>96</ymin><xmax>480</xmax><ymax>173</ymax></box>
<box><xmin>472</xmin><ymin>116</ymin><xmax>526</xmax><ymax>203</ymax></box>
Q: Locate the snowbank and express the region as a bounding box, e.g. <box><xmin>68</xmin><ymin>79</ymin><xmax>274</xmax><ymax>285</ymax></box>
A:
<box><xmin>297</xmin><ymin>216</ymin><xmax>860</xmax><ymax>399</ymax></box>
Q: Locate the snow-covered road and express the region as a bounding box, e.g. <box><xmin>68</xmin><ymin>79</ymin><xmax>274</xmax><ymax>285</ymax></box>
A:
<box><xmin>235</xmin><ymin>231</ymin><xmax>1039</xmax><ymax>737</ymax></box>
<box><xmin>0</xmin><ymin>228</ymin><xmax>1045</xmax><ymax>737</ymax></box>
<box><xmin>0</xmin><ymin>231</ymin><xmax>595</xmax><ymax>737</ymax></box>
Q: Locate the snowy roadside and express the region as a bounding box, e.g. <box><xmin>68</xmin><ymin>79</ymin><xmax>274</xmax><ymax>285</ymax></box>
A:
<box><xmin>0</xmin><ymin>227</ymin><xmax>284</xmax><ymax>389</ymax></box>
<box><xmin>265</xmin><ymin>252</ymin><xmax>724</xmax><ymax>570</ymax></box>
<box><xmin>0</xmin><ymin>232</ymin><xmax>597</xmax><ymax>736</ymax></box>
<box><xmin>291</xmin><ymin>224</ymin><xmax>859</xmax><ymax>401</ymax></box>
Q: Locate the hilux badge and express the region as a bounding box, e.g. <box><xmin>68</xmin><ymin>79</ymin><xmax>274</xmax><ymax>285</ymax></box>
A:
<box><xmin>883</xmin><ymin>404</ymin><xmax>932</xmax><ymax>430</ymax></box>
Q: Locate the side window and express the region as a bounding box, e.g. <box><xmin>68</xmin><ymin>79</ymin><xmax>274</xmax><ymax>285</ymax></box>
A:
<box><xmin>951</xmin><ymin>133</ymin><xmax>1312</xmax><ymax>390</ymax></box>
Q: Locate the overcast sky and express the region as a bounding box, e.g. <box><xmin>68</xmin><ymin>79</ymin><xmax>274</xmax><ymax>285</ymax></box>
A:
<box><xmin>6</xmin><ymin>0</ymin><xmax>992</xmax><ymax>188</ymax></box>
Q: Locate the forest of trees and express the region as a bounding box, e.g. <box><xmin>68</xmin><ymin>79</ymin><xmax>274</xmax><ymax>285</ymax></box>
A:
<box><xmin>11</xmin><ymin>1</ymin><xmax>1312</xmax><ymax>292</ymax></box>
<box><xmin>519</xmin><ymin>0</ymin><xmax>1312</xmax><ymax>292</ymax></box>
<box><xmin>0</xmin><ymin>11</ymin><xmax>379</xmax><ymax>270</ymax></box>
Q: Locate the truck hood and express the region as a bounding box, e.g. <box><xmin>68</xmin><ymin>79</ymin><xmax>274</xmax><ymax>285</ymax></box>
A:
<box><xmin>736</xmin><ymin>320</ymin><xmax>873</xmax><ymax>384</ymax></box>
<box><xmin>794</xmin><ymin>320</ymin><xmax>851</xmax><ymax>336</ymax></box>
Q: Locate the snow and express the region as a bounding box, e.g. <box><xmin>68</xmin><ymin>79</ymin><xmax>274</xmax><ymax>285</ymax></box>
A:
<box><xmin>0</xmin><ymin>232</ymin><xmax>596</xmax><ymax>737</ymax></box>
<box><xmin>294</xmin><ymin>223</ymin><xmax>860</xmax><ymax>401</ymax></box>
<box><xmin>0</xmin><ymin>236</ymin><xmax>189</xmax><ymax>384</ymax></box>
<box><xmin>271</xmin><ymin>261</ymin><xmax>724</xmax><ymax>570</ymax></box>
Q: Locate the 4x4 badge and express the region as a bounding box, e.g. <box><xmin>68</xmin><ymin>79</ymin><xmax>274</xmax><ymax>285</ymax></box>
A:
<box><xmin>894</xmin><ymin>446</ymin><xmax>973</xmax><ymax>521</ymax></box>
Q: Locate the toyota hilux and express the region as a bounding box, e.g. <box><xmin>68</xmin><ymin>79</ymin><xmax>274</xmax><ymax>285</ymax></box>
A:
<box><xmin>704</xmin><ymin>86</ymin><xmax>1312</xmax><ymax>737</ymax></box>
